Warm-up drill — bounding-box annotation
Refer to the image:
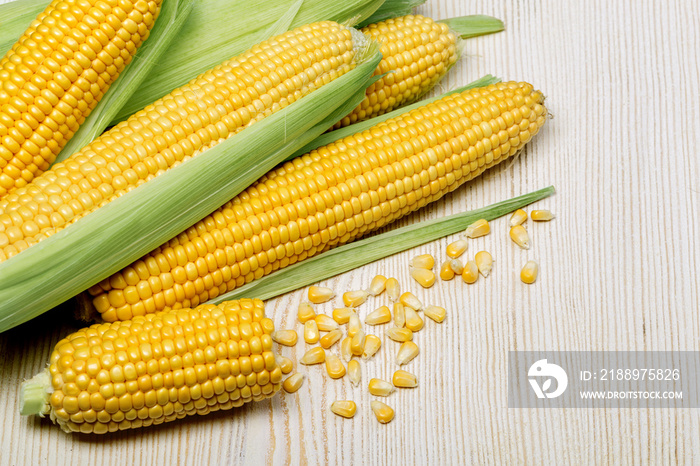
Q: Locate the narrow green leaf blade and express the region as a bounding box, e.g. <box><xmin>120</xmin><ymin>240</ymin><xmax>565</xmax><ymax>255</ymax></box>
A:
<box><xmin>214</xmin><ymin>187</ymin><xmax>556</xmax><ymax>302</ymax></box>
<box><xmin>0</xmin><ymin>0</ymin><xmax>46</xmax><ymax>57</ymax></box>
<box><xmin>441</xmin><ymin>15</ymin><xmax>505</xmax><ymax>39</ymax></box>
<box><xmin>356</xmin><ymin>0</ymin><xmax>426</xmax><ymax>28</ymax></box>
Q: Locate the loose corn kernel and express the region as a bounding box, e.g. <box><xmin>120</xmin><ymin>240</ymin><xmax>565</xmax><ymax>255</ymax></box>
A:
<box><xmin>300</xmin><ymin>347</ymin><xmax>326</xmax><ymax>365</ymax></box>
<box><xmin>520</xmin><ymin>260</ymin><xmax>539</xmax><ymax>284</ymax></box>
<box><xmin>465</xmin><ymin>219</ymin><xmax>490</xmax><ymax>238</ymax></box>
<box><xmin>330</xmin><ymin>400</ymin><xmax>356</xmax><ymax>418</ymax></box>
<box><xmin>410</xmin><ymin>268</ymin><xmax>436</xmax><ymax>288</ymax></box>
<box><xmin>276</xmin><ymin>356</ymin><xmax>294</xmax><ymax>374</ymax></box>
<box><xmin>320</xmin><ymin>329</ymin><xmax>343</xmax><ymax>349</ymax></box>
<box><xmin>332</xmin><ymin>308</ymin><xmax>354</xmax><ymax>325</ymax></box>
<box><xmin>475</xmin><ymin>251</ymin><xmax>493</xmax><ymax>277</ymax></box>
<box><xmin>396</xmin><ymin>341</ymin><xmax>419</xmax><ymax>365</ymax></box>
<box><xmin>368</xmin><ymin>378</ymin><xmax>395</xmax><ymax>397</ymax></box>
<box><xmin>439</xmin><ymin>260</ymin><xmax>456</xmax><ymax>281</ymax></box>
<box><xmin>348</xmin><ymin>360</ymin><xmax>361</xmax><ymax>386</ymax></box>
<box><xmin>340</xmin><ymin>336</ymin><xmax>353</xmax><ymax>363</ymax></box>
<box><xmin>449</xmin><ymin>259</ymin><xmax>464</xmax><ymax>275</ymax></box>
<box><xmin>308</xmin><ymin>286</ymin><xmax>335</xmax><ymax>304</ymax></box>
<box><xmin>392</xmin><ymin>370</ymin><xmax>418</xmax><ymax>388</ymax></box>
<box><xmin>370</xmin><ymin>401</ymin><xmax>395</xmax><ymax>424</ymax></box>
<box><xmin>350</xmin><ymin>329</ymin><xmax>366</xmax><ymax>356</ymax></box>
<box><xmin>297</xmin><ymin>303</ymin><xmax>316</xmax><ymax>323</ymax></box>
<box><xmin>347</xmin><ymin>312</ymin><xmax>362</xmax><ymax>337</ymax></box>
<box><xmin>365</xmin><ymin>306</ymin><xmax>392</xmax><ymax>325</ymax></box>
<box><xmin>423</xmin><ymin>305</ymin><xmax>447</xmax><ymax>323</ymax></box>
<box><xmin>531</xmin><ymin>210</ymin><xmax>555</xmax><ymax>221</ymax></box>
<box><xmin>411</xmin><ymin>254</ymin><xmax>435</xmax><ymax>270</ymax></box>
<box><xmin>272</xmin><ymin>330</ymin><xmax>298</xmax><ymax>347</ymax></box>
<box><xmin>393</xmin><ymin>303</ymin><xmax>405</xmax><ymax>328</ymax></box>
<box><xmin>387</xmin><ymin>327</ymin><xmax>413</xmax><ymax>342</ymax></box>
<box><xmin>315</xmin><ymin>314</ymin><xmax>339</xmax><ymax>332</ymax></box>
<box><xmin>404</xmin><ymin>307</ymin><xmax>424</xmax><ymax>332</ymax></box>
<box><xmin>386</xmin><ymin>278</ymin><xmax>400</xmax><ymax>302</ymax></box>
<box><xmin>304</xmin><ymin>320</ymin><xmax>320</xmax><ymax>344</ymax></box>
<box><xmin>399</xmin><ymin>292</ymin><xmax>422</xmax><ymax>311</ymax></box>
<box><xmin>343</xmin><ymin>290</ymin><xmax>369</xmax><ymax>307</ymax></box>
<box><xmin>509</xmin><ymin>225</ymin><xmax>530</xmax><ymax>249</ymax></box>
<box><xmin>283</xmin><ymin>373</ymin><xmax>305</xmax><ymax>394</ymax></box>
<box><xmin>362</xmin><ymin>335</ymin><xmax>382</xmax><ymax>360</ymax></box>
<box><xmin>325</xmin><ymin>354</ymin><xmax>346</xmax><ymax>379</ymax></box>
<box><xmin>446</xmin><ymin>239</ymin><xmax>469</xmax><ymax>259</ymax></box>
<box><xmin>510</xmin><ymin>209</ymin><xmax>528</xmax><ymax>226</ymax></box>
<box><xmin>368</xmin><ymin>275</ymin><xmax>387</xmax><ymax>296</ymax></box>
<box><xmin>461</xmin><ymin>260</ymin><xmax>479</xmax><ymax>284</ymax></box>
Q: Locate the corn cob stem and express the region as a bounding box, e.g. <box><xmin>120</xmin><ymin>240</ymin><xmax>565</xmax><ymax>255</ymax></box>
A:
<box><xmin>213</xmin><ymin>187</ymin><xmax>555</xmax><ymax>303</ymax></box>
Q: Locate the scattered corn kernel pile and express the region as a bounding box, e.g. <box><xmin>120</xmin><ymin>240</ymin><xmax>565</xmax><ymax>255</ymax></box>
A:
<box><xmin>268</xmin><ymin>206</ymin><xmax>554</xmax><ymax>423</ymax></box>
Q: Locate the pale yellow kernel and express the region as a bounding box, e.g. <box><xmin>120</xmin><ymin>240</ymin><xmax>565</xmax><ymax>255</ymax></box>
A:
<box><xmin>509</xmin><ymin>225</ymin><xmax>530</xmax><ymax>249</ymax></box>
<box><xmin>365</xmin><ymin>306</ymin><xmax>391</xmax><ymax>325</ymax></box>
<box><xmin>343</xmin><ymin>290</ymin><xmax>369</xmax><ymax>308</ymax></box>
<box><xmin>393</xmin><ymin>303</ymin><xmax>405</xmax><ymax>328</ymax></box>
<box><xmin>350</xmin><ymin>329</ymin><xmax>366</xmax><ymax>356</ymax></box>
<box><xmin>340</xmin><ymin>336</ymin><xmax>353</xmax><ymax>363</ymax></box>
<box><xmin>299</xmin><ymin>347</ymin><xmax>325</xmax><ymax>365</ymax></box>
<box><xmin>347</xmin><ymin>360</ymin><xmax>361</xmax><ymax>386</ymax></box>
<box><xmin>370</xmin><ymin>400</ymin><xmax>394</xmax><ymax>424</ymax></box>
<box><xmin>423</xmin><ymin>305</ymin><xmax>447</xmax><ymax>323</ymax></box>
<box><xmin>325</xmin><ymin>354</ymin><xmax>346</xmax><ymax>379</ymax></box>
<box><xmin>368</xmin><ymin>378</ymin><xmax>395</xmax><ymax>396</ymax></box>
<box><xmin>387</xmin><ymin>327</ymin><xmax>413</xmax><ymax>342</ymax></box>
<box><xmin>330</xmin><ymin>400</ymin><xmax>356</xmax><ymax>418</ymax></box>
<box><xmin>410</xmin><ymin>267</ymin><xmax>435</xmax><ymax>288</ymax></box>
<box><xmin>361</xmin><ymin>334</ymin><xmax>381</xmax><ymax>360</ymax></box>
<box><xmin>304</xmin><ymin>320</ymin><xmax>320</xmax><ymax>344</ymax></box>
<box><xmin>439</xmin><ymin>260</ymin><xmax>455</xmax><ymax>281</ymax></box>
<box><xmin>392</xmin><ymin>370</ymin><xmax>418</xmax><ymax>388</ymax></box>
<box><xmin>276</xmin><ymin>356</ymin><xmax>294</xmax><ymax>374</ymax></box>
<box><xmin>510</xmin><ymin>209</ymin><xmax>528</xmax><ymax>226</ymax></box>
<box><xmin>396</xmin><ymin>341</ymin><xmax>419</xmax><ymax>365</ymax></box>
<box><xmin>319</xmin><ymin>329</ymin><xmax>343</xmax><ymax>349</ymax></box>
<box><xmin>385</xmin><ymin>278</ymin><xmax>400</xmax><ymax>302</ymax></box>
<box><xmin>446</xmin><ymin>239</ymin><xmax>468</xmax><ymax>258</ymax></box>
<box><xmin>448</xmin><ymin>259</ymin><xmax>464</xmax><ymax>275</ymax></box>
<box><xmin>475</xmin><ymin>251</ymin><xmax>493</xmax><ymax>277</ymax></box>
<box><xmin>332</xmin><ymin>307</ymin><xmax>354</xmax><ymax>324</ymax></box>
<box><xmin>520</xmin><ymin>260</ymin><xmax>539</xmax><ymax>284</ymax></box>
<box><xmin>461</xmin><ymin>260</ymin><xmax>479</xmax><ymax>284</ymax></box>
<box><xmin>404</xmin><ymin>307</ymin><xmax>424</xmax><ymax>332</ymax></box>
<box><xmin>297</xmin><ymin>302</ymin><xmax>316</xmax><ymax>323</ymax></box>
<box><xmin>368</xmin><ymin>275</ymin><xmax>387</xmax><ymax>296</ymax></box>
<box><xmin>282</xmin><ymin>373</ymin><xmax>304</xmax><ymax>393</ymax></box>
<box><xmin>399</xmin><ymin>292</ymin><xmax>422</xmax><ymax>311</ymax></box>
<box><xmin>271</xmin><ymin>329</ymin><xmax>297</xmax><ymax>347</ymax></box>
<box><xmin>347</xmin><ymin>312</ymin><xmax>362</xmax><ymax>337</ymax></box>
<box><xmin>411</xmin><ymin>254</ymin><xmax>434</xmax><ymax>270</ymax></box>
<box><xmin>308</xmin><ymin>286</ymin><xmax>335</xmax><ymax>304</ymax></box>
<box><xmin>530</xmin><ymin>209</ymin><xmax>555</xmax><ymax>221</ymax></box>
<box><xmin>464</xmin><ymin>218</ymin><xmax>490</xmax><ymax>238</ymax></box>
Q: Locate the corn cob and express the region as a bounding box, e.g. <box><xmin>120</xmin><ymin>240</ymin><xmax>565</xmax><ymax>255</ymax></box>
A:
<box><xmin>0</xmin><ymin>0</ymin><xmax>164</xmax><ymax>197</ymax></box>
<box><xmin>20</xmin><ymin>299</ymin><xmax>282</xmax><ymax>434</ymax></box>
<box><xmin>0</xmin><ymin>21</ymin><xmax>361</xmax><ymax>262</ymax></box>
<box><xmin>87</xmin><ymin>81</ymin><xmax>547</xmax><ymax>321</ymax></box>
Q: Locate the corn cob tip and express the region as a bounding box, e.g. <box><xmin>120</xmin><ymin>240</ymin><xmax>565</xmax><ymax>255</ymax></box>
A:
<box><xmin>20</xmin><ymin>369</ymin><xmax>52</xmax><ymax>417</ymax></box>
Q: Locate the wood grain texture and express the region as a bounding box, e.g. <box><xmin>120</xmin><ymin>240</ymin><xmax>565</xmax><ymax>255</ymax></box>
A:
<box><xmin>1</xmin><ymin>0</ymin><xmax>699</xmax><ymax>464</ymax></box>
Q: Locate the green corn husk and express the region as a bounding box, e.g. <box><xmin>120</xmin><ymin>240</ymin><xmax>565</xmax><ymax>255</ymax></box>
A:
<box><xmin>356</xmin><ymin>0</ymin><xmax>425</xmax><ymax>27</ymax></box>
<box><xmin>442</xmin><ymin>14</ymin><xmax>505</xmax><ymax>39</ymax></box>
<box><xmin>0</xmin><ymin>0</ymin><xmax>47</xmax><ymax>57</ymax></box>
<box><xmin>0</xmin><ymin>40</ymin><xmax>383</xmax><ymax>333</ymax></box>
<box><xmin>288</xmin><ymin>74</ymin><xmax>501</xmax><ymax>160</ymax></box>
<box><xmin>214</xmin><ymin>187</ymin><xmax>555</xmax><ymax>302</ymax></box>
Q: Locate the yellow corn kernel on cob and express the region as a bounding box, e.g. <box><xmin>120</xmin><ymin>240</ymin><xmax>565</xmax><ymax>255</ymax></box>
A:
<box><xmin>19</xmin><ymin>299</ymin><xmax>281</xmax><ymax>434</ymax></box>
<box><xmin>333</xmin><ymin>14</ymin><xmax>458</xmax><ymax>129</ymax></box>
<box><xmin>88</xmin><ymin>81</ymin><xmax>547</xmax><ymax>321</ymax></box>
<box><xmin>0</xmin><ymin>21</ymin><xmax>359</xmax><ymax>263</ymax></box>
<box><xmin>0</xmin><ymin>0</ymin><xmax>164</xmax><ymax>197</ymax></box>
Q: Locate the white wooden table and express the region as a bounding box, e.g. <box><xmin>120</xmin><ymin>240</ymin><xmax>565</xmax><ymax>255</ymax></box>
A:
<box><xmin>1</xmin><ymin>0</ymin><xmax>698</xmax><ymax>464</ymax></box>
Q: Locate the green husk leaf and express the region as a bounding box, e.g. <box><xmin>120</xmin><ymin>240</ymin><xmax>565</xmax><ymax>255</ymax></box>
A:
<box><xmin>441</xmin><ymin>15</ymin><xmax>505</xmax><ymax>39</ymax></box>
<box><xmin>213</xmin><ymin>187</ymin><xmax>556</xmax><ymax>302</ymax></box>
<box><xmin>53</xmin><ymin>0</ymin><xmax>197</xmax><ymax>164</ymax></box>
<box><xmin>108</xmin><ymin>0</ymin><xmax>386</xmax><ymax>125</ymax></box>
<box><xmin>0</xmin><ymin>0</ymin><xmax>46</xmax><ymax>57</ymax></box>
<box><xmin>287</xmin><ymin>74</ymin><xmax>501</xmax><ymax>161</ymax></box>
<box><xmin>0</xmin><ymin>41</ymin><xmax>383</xmax><ymax>333</ymax></box>
<box><xmin>356</xmin><ymin>0</ymin><xmax>426</xmax><ymax>28</ymax></box>
<box><xmin>252</xmin><ymin>0</ymin><xmax>304</xmax><ymax>45</ymax></box>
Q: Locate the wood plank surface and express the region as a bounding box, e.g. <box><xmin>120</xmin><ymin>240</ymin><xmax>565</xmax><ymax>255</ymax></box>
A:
<box><xmin>0</xmin><ymin>0</ymin><xmax>698</xmax><ymax>464</ymax></box>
